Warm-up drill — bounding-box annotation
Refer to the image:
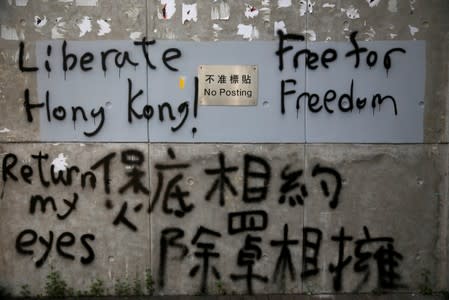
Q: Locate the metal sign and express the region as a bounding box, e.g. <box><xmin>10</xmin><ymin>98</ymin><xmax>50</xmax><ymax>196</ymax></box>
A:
<box><xmin>198</xmin><ymin>65</ymin><xmax>258</xmax><ymax>106</ymax></box>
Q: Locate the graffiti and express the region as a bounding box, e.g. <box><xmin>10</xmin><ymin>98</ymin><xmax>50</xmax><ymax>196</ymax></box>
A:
<box><xmin>1</xmin><ymin>148</ymin><xmax>406</xmax><ymax>293</ymax></box>
<box><xmin>17</xmin><ymin>31</ymin><xmax>418</xmax><ymax>142</ymax></box>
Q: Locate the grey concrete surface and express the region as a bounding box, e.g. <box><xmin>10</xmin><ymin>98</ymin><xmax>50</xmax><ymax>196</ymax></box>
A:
<box><xmin>0</xmin><ymin>0</ymin><xmax>448</xmax><ymax>298</ymax></box>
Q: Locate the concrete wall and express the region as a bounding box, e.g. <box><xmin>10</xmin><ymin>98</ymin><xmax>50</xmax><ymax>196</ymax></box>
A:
<box><xmin>0</xmin><ymin>0</ymin><xmax>448</xmax><ymax>297</ymax></box>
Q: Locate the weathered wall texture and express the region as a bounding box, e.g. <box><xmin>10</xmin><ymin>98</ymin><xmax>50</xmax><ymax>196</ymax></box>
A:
<box><xmin>0</xmin><ymin>0</ymin><xmax>448</xmax><ymax>297</ymax></box>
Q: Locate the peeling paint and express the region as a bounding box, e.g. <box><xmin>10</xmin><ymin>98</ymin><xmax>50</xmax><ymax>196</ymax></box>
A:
<box><xmin>34</xmin><ymin>16</ymin><xmax>47</xmax><ymax>28</ymax></box>
<box><xmin>51</xmin><ymin>17</ymin><xmax>66</xmax><ymax>39</ymax></box>
<box><xmin>182</xmin><ymin>3</ymin><xmax>198</xmax><ymax>24</ymax></box>
<box><xmin>323</xmin><ymin>3</ymin><xmax>335</xmax><ymax>8</ymax></box>
<box><xmin>129</xmin><ymin>31</ymin><xmax>143</xmax><ymax>40</ymax></box>
<box><xmin>303</xmin><ymin>29</ymin><xmax>316</xmax><ymax>41</ymax></box>
<box><xmin>97</xmin><ymin>19</ymin><xmax>111</xmax><ymax>36</ymax></box>
<box><xmin>77</xmin><ymin>16</ymin><xmax>92</xmax><ymax>37</ymax></box>
<box><xmin>0</xmin><ymin>128</ymin><xmax>11</xmax><ymax>133</ymax></box>
<box><xmin>390</xmin><ymin>33</ymin><xmax>398</xmax><ymax>39</ymax></box>
<box><xmin>75</xmin><ymin>0</ymin><xmax>97</xmax><ymax>5</ymax></box>
<box><xmin>52</xmin><ymin>153</ymin><xmax>68</xmax><ymax>172</ymax></box>
<box><xmin>388</xmin><ymin>0</ymin><xmax>398</xmax><ymax>13</ymax></box>
<box><xmin>211</xmin><ymin>1</ymin><xmax>230</xmax><ymax>20</ymax></box>
<box><xmin>1</xmin><ymin>25</ymin><xmax>19</xmax><ymax>40</ymax></box>
<box><xmin>15</xmin><ymin>0</ymin><xmax>28</xmax><ymax>6</ymax></box>
<box><xmin>237</xmin><ymin>24</ymin><xmax>259</xmax><ymax>41</ymax></box>
<box><xmin>274</xmin><ymin>21</ymin><xmax>286</xmax><ymax>35</ymax></box>
<box><xmin>342</xmin><ymin>6</ymin><xmax>360</xmax><ymax>19</ymax></box>
<box><xmin>158</xmin><ymin>0</ymin><xmax>176</xmax><ymax>20</ymax></box>
<box><xmin>367</xmin><ymin>0</ymin><xmax>381</xmax><ymax>8</ymax></box>
<box><xmin>277</xmin><ymin>0</ymin><xmax>291</xmax><ymax>8</ymax></box>
<box><xmin>409</xmin><ymin>25</ymin><xmax>419</xmax><ymax>37</ymax></box>
<box><xmin>245</xmin><ymin>5</ymin><xmax>259</xmax><ymax>18</ymax></box>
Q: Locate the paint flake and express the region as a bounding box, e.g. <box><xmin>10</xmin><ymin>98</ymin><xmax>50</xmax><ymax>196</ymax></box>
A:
<box><xmin>52</xmin><ymin>153</ymin><xmax>68</xmax><ymax>172</ymax></box>
<box><xmin>97</xmin><ymin>19</ymin><xmax>111</xmax><ymax>36</ymax></box>
<box><xmin>0</xmin><ymin>128</ymin><xmax>11</xmax><ymax>133</ymax></box>
<box><xmin>1</xmin><ymin>25</ymin><xmax>19</xmax><ymax>40</ymax></box>
<box><xmin>245</xmin><ymin>5</ymin><xmax>259</xmax><ymax>18</ymax></box>
<box><xmin>158</xmin><ymin>0</ymin><xmax>176</xmax><ymax>20</ymax></box>
<box><xmin>367</xmin><ymin>0</ymin><xmax>381</xmax><ymax>7</ymax></box>
<box><xmin>182</xmin><ymin>3</ymin><xmax>198</xmax><ymax>24</ymax></box>
<box><xmin>211</xmin><ymin>1</ymin><xmax>230</xmax><ymax>20</ymax></box>
<box><xmin>237</xmin><ymin>24</ymin><xmax>259</xmax><ymax>41</ymax></box>
<box><xmin>75</xmin><ymin>0</ymin><xmax>97</xmax><ymax>5</ymax></box>
<box><xmin>274</xmin><ymin>21</ymin><xmax>286</xmax><ymax>35</ymax></box>
<box><xmin>77</xmin><ymin>16</ymin><xmax>92</xmax><ymax>37</ymax></box>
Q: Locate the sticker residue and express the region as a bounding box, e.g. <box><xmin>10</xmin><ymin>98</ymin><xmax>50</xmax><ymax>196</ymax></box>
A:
<box><xmin>245</xmin><ymin>5</ymin><xmax>259</xmax><ymax>18</ymax></box>
<box><xmin>388</xmin><ymin>0</ymin><xmax>398</xmax><ymax>13</ymax></box>
<box><xmin>77</xmin><ymin>16</ymin><xmax>92</xmax><ymax>37</ymax></box>
<box><xmin>34</xmin><ymin>16</ymin><xmax>47</xmax><ymax>28</ymax></box>
<box><xmin>182</xmin><ymin>3</ymin><xmax>198</xmax><ymax>24</ymax></box>
<box><xmin>1</xmin><ymin>25</ymin><xmax>19</xmax><ymax>40</ymax></box>
<box><xmin>303</xmin><ymin>29</ymin><xmax>316</xmax><ymax>41</ymax></box>
<box><xmin>51</xmin><ymin>17</ymin><xmax>66</xmax><ymax>39</ymax></box>
<box><xmin>75</xmin><ymin>0</ymin><xmax>97</xmax><ymax>6</ymax></box>
<box><xmin>409</xmin><ymin>25</ymin><xmax>418</xmax><ymax>37</ymax></box>
<box><xmin>342</xmin><ymin>6</ymin><xmax>360</xmax><ymax>19</ymax></box>
<box><xmin>211</xmin><ymin>1</ymin><xmax>230</xmax><ymax>20</ymax></box>
<box><xmin>15</xmin><ymin>0</ymin><xmax>28</xmax><ymax>6</ymax></box>
<box><xmin>129</xmin><ymin>31</ymin><xmax>143</xmax><ymax>40</ymax></box>
<box><xmin>97</xmin><ymin>19</ymin><xmax>111</xmax><ymax>36</ymax></box>
<box><xmin>323</xmin><ymin>3</ymin><xmax>335</xmax><ymax>8</ymax></box>
<box><xmin>367</xmin><ymin>0</ymin><xmax>381</xmax><ymax>7</ymax></box>
<box><xmin>260</xmin><ymin>0</ymin><xmax>270</xmax><ymax>22</ymax></box>
<box><xmin>299</xmin><ymin>0</ymin><xmax>314</xmax><ymax>16</ymax></box>
<box><xmin>277</xmin><ymin>0</ymin><xmax>291</xmax><ymax>8</ymax></box>
<box><xmin>237</xmin><ymin>24</ymin><xmax>259</xmax><ymax>41</ymax></box>
<box><xmin>158</xmin><ymin>0</ymin><xmax>176</xmax><ymax>20</ymax></box>
<box><xmin>274</xmin><ymin>21</ymin><xmax>286</xmax><ymax>35</ymax></box>
<box><xmin>51</xmin><ymin>153</ymin><xmax>68</xmax><ymax>172</ymax></box>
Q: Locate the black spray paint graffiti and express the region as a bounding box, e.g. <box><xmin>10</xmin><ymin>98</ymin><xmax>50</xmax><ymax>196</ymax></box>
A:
<box><xmin>155</xmin><ymin>223</ymin><xmax>404</xmax><ymax>294</ymax></box>
<box><xmin>3</xmin><ymin>149</ymin><xmax>404</xmax><ymax>293</ymax></box>
<box><xmin>277</xmin><ymin>30</ymin><xmax>405</xmax><ymax>117</ymax></box>
<box><xmin>18</xmin><ymin>32</ymin><xmax>407</xmax><ymax>138</ymax></box>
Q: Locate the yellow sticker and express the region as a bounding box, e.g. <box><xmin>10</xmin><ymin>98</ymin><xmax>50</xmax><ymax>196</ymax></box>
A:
<box><xmin>179</xmin><ymin>76</ymin><xmax>185</xmax><ymax>90</ymax></box>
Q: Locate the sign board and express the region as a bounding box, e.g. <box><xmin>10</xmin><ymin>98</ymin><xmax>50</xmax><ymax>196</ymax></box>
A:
<box><xmin>198</xmin><ymin>65</ymin><xmax>258</xmax><ymax>106</ymax></box>
<box><xmin>33</xmin><ymin>38</ymin><xmax>425</xmax><ymax>143</ymax></box>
